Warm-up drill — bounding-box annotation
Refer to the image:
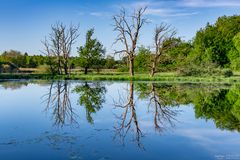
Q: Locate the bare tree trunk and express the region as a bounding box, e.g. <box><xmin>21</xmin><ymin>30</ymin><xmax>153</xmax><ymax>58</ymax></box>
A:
<box><xmin>150</xmin><ymin>60</ymin><xmax>156</xmax><ymax>77</ymax></box>
<box><xmin>97</xmin><ymin>68</ymin><xmax>100</xmax><ymax>74</ymax></box>
<box><xmin>64</xmin><ymin>62</ymin><xmax>68</xmax><ymax>75</ymax></box>
<box><xmin>58</xmin><ymin>57</ymin><xmax>61</xmax><ymax>74</ymax></box>
<box><xmin>129</xmin><ymin>82</ymin><xmax>134</xmax><ymax>105</ymax></box>
<box><xmin>84</xmin><ymin>67</ymin><xmax>88</xmax><ymax>74</ymax></box>
<box><xmin>129</xmin><ymin>56</ymin><xmax>134</xmax><ymax>76</ymax></box>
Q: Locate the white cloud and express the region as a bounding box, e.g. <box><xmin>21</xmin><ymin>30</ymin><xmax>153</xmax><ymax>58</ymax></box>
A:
<box><xmin>88</xmin><ymin>12</ymin><xmax>113</xmax><ymax>18</ymax></box>
<box><xmin>146</xmin><ymin>8</ymin><xmax>198</xmax><ymax>17</ymax></box>
<box><xmin>180</xmin><ymin>128</ymin><xmax>240</xmax><ymax>142</ymax></box>
<box><xmin>145</xmin><ymin>8</ymin><xmax>172</xmax><ymax>16</ymax></box>
<box><xmin>181</xmin><ymin>0</ymin><xmax>240</xmax><ymax>8</ymax></box>
<box><xmin>167</xmin><ymin>12</ymin><xmax>199</xmax><ymax>17</ymax></box>
<box><xmin>90</xmin><ymin>12</ymin><xmax>104</xmax><ymax>17</ymax></box>
<box><xmin>79</xmin><ymin>0</ymin><xmax>240</xmax><ymax>19</ymax></box>
<box><xmin>118</xmin><ymin>1</ymin><xmax>199</xmax><ymax>17</ymax></box>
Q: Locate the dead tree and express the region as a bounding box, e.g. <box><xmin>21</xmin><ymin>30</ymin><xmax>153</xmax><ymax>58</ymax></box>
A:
<box><xmin>42</xmin><ymin>38</ymin><xmax>60</xmax><ymax>74</ymax></box>
<box><xmin>113</xmin><ymin>7</ymin><xmax>147</xmax><ymax>76</ymax></box>
<box><xmin>150</xmin><ymin>23</ymin><xmax>176</xmax><ymax>77</ymax></box>
<box><xmin>42</xmin><ymin>22</ymin><xmax>79</xmax><ymax>75</ymax></box>
<box><xmin>60</xmin><ymin>24</ymin><xmax>79</xmax><ymax>75</ymax></box>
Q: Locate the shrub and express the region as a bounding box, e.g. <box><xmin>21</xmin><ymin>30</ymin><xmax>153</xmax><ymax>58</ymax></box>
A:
<box><xmin>177</xmin><ymin>63</ymin><xmax>233</xmax><ymax>77</ymax></box>
<box><xmin>35</xmin><ymin>65</ymin><xmax>50</xmax><ymax>74</ymax></box>
<box><xmin>116</xmin><ymin>65</ymin><xmax>128</xmax><ymax>72</ymax></box>
<box><xmin>222</xmin><ymin>69</ymin><xmax>233</xmax><ymax>77</ymax></box>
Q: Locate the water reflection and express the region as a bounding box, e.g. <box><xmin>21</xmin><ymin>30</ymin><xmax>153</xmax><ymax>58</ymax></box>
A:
<box><xmin>73</xmin><ymin>82</ymin><xmax>106</xmax><ymax>124</ymax></box>
<box><xmin>113</xmin><ymin>82</ymin><xmax>143</xmax><ymax>147</ymax></box>
<box><xmin>137</xmin><ymin>83</ymin><xmax>179</xmax><ymax>132</ymax></box>
<box><xmin>194</xmin><ymin>84</ymin><xmax>240</xmax><ymax>132</ymax></box>
<box><xmin>1</xmin><ymin>80</ymin><xmax>240</xmax><ymax>151</ymax></box>
<box><xmin>0</xmin><ymin>80</ymin><xmax>28</xmax><ymax>90</ymax></box>
<box><xmin>43</xmin><ymin>80</ymin><xmax>76</xmax><ymax>127</ymax></box>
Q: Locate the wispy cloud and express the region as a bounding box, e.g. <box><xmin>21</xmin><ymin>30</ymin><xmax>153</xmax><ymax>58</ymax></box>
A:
<box><xmin>76</xmin><ymin>11</ymin><xmax>111</xmax><ymax>18</ymax></box>
<box><xmin>181</xmin><ymin>0</ymin><xmax>240</xmax><ymax>8</ymax></box>
<box><xmin>146</xmin><ymin>8</ymin><xmax>198</xmax><ymax>17</ymax></box>
<box><xmin>90</xmin><ymin>12</ymin><xmax>104</xmax><ymax>17</ymax></box>
<box><xmin>116</xmin><ymin>1</ymin><xmax>199</xmax><ymax>17</ymax></box>
<box><xmin>145</xmin><ymin>8</ymin><xmax>172</xmax><ymax>16</ymax></box>
<box><xmin>79</xmin><ymin>0</ymin><xmax>240</xmax><ymax>19</ymax></box>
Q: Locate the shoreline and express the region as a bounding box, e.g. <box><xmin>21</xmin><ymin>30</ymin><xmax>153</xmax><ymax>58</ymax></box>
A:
<box><xmin>0</xmin><ymin>73</ymin><xmax>240</xmax><ymax>84</ymax></box>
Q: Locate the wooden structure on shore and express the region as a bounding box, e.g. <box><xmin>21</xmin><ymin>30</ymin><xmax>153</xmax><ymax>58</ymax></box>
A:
<box><xmin>0</xmin><ymin>62</ymin><xmax>19</xmax><ymax>73</ymax></box>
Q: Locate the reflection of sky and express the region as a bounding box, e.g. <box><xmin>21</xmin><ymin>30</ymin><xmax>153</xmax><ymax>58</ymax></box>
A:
<box><xmin>175</xmin><ymin>107</ymin><xmax>240</xmax><ymax>155</ymax></box>
<box><xmin>0</xmin><ymin>81</ymin><xmax>239</xmax><ymax>160</ymax></box>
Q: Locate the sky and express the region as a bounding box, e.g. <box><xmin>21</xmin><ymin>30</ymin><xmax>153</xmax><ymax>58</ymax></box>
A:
<box><xmin>0</xmin><ymin>0</ymin><xmax>240</xmax><ymax>56</ymax></box>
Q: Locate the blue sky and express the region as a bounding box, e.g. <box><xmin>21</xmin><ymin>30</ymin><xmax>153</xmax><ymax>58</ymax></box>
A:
<box><xmin>0</xmin><ymin>0</ymin><xmax>240</xmax><ymax>56</ymax></box>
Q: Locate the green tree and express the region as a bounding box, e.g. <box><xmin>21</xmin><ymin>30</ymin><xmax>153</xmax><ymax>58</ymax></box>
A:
<box><xmin>78</xmin><ymin>28</ymin><xmax>105</xmax><ymax>74</ymax></box>
<box><xmin>191</xmin><ymin>15</ymin><xmax>240</xmax><ymax>67</ymax></box>
<box><xmin>134</xmin><ymin>46</ymin><xmax>151</xmax><ymax>72</ymax></box>
<box><xmin>156</xmin><ymin>38</ymin><xmax>192</xmax><ymax>71</ymax></box>
<box><xmin>228</xmin><ymin>32</ymin><xmax>240</xmax><ymax>70</ymax></box>
<box><xmin>22</xmin><ymin>52</ymin><xmax>28</xmax><ymax>68</ymax></box>
<box><xmin>1</xmin><ymin>50</ymin><xmax>24</xmax><ymax>67</ymax></box>
<box><xmin>105</xmin><ymin>55</ymin><xmax>116</xmax><ymax>69</ymax></box>
<box><xmin>28</xmin><ymin>57</ymin><xmax>38</xmax><ymax>68</ymax></box>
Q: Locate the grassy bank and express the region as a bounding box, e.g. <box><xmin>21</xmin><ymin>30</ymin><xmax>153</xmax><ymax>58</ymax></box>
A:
<box><xmin>1</xmin><ymin>72</ymin><xmax>240</xmax><ymax>84</ymax></box>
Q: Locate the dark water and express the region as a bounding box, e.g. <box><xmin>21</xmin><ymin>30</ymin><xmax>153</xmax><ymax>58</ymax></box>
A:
<box><xmin>0</xmin><ymin>80</ymin><xmax>240</xmax><ymax>160</ymax></box>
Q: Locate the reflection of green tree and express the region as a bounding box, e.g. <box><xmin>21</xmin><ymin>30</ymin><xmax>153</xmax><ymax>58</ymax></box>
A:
<box><xmin>73</xmin><ymin>82</ymin><xmax>106</xmax><ymax>124</ymax></box>
<box><xmin>0</xmin><ymin>81</ymin><xmax>28</xmax><ymax>90</ymax></box>
<box><xmin>136</xmin><ymin>83</ymin><xmax>240</xmax><ymax>132</ymax></box>
<box><xmin>227</xmin><ymin>85</ymin><xmax>240</xmax><ymax>121</ymax></box>
<box><xmin>194</xmin><ymin>85</ymin><xmax>240</xmax><ymax>132</ymax></box>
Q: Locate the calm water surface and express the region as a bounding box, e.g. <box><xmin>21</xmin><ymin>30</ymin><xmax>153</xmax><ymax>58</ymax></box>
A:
<box><xmin>0</xmin><ymin>80</ymin><xmax>240</xmax><ymax>160</ymax></box>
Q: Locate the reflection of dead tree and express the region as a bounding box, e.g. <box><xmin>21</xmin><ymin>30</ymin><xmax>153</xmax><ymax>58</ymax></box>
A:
<box><xmin>43</xmin><ymin>81</ymin><xmax>77</xmax><ymax>127</ymax></box>
<box><xmin>113</xmin><ymin>82</ymin><xmax>143</xmax><ymax>148</ymax></box>
<box><xmin>149</xmin><ymin>83</ymin><xmax>178</xmax><ymax>132</ymax></box>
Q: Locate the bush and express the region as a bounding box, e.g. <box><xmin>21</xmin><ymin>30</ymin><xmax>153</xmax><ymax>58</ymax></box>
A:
<box><xmin>116</xmin><ymin>65</ymin><xmax>128</xmax><ymax>72</ymax></box>
<box><xmin>35</xmin><ymin>65</ymin><xmax>51</xmax><ymax>74</ymax></box>
<box><xmin>177</xmin><ymin>63</ymin><xmax>233</xmax><ymax>77</ymax></box>
<box><xmin>222</xmin><ymin>69</ymin><xmax>233</xmax><ymax>77</ymax></box>
<box><xmin>177</xmin><ymin>67</ymin><xmax>200</xmax><ymax>76</ymax></box>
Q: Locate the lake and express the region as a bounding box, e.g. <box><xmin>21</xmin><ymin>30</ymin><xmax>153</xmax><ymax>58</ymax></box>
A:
<box><xmin>0</xmin><ymin>80</ymin><xmax>240</xmax><ymax>160</ymax></box>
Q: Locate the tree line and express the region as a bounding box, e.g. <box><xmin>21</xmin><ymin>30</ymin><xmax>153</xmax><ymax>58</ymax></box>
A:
<box><xmin>0</xmin><ymin>7</ymin><xmax>240</xmax><ymax>77</ymax></box>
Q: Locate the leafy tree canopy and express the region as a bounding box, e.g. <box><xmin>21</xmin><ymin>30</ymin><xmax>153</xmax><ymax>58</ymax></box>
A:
<box><xmin>78</xmin><ymin>28</ymin><xmax>105</xmax><ymax>74</ymax></box>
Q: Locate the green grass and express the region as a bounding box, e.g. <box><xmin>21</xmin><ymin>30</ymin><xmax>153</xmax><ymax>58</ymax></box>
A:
<box><xmin>1</xmin><ymin>72</ymin><xmax>240</xmax><ymax>84</ymax></box>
